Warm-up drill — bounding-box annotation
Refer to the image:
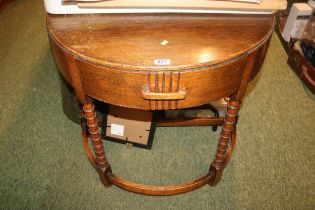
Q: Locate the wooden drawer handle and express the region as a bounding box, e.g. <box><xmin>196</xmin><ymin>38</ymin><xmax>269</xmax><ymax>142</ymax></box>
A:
<box><xmin>142</xmin><ymin>89</ymin><xmax>186</xmax><ymax>100</ymax></box>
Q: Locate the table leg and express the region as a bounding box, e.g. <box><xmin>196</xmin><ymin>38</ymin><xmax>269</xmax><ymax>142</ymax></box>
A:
<box><xmin>82</xmin><ymin>98</ymin><xmax>112</xmax><ymax>187</ymax></box>
<box><xmin>209</xmin><ymin>99</ymin><xmax>239</xmax><ymax>186</ymax></box>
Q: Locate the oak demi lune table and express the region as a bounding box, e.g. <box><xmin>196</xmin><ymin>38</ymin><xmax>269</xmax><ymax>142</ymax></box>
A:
<box><xmin>47</xmin><ymin>13</ymin><xmax>274</xmax><ymax>196</ymax></box>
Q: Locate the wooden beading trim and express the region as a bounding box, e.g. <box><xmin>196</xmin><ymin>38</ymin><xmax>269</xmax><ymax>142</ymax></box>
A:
<box><xmin>209</xmin><ymin>99</ymin><xmax>239</xmax><ymax>185</ymax></box>
<box><xmin>83</xmin><ymin>99</ymin><xmax>112</xmax><ymax>187</ymax></box>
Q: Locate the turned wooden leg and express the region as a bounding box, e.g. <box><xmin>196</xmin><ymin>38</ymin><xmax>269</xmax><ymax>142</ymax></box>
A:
<box><xmin>82</xmin><ymin>98</ymin><xmax>112</xmax><ymax>187</ymax></box>
<box><xmin>209</xmin><ymin>99</ymin><xmax>239</xmax><ymax>186</ymax></box>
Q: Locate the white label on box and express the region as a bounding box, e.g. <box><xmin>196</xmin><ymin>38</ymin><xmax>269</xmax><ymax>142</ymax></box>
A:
<box><xmin>111</xmin><ymin>124</ymin><xmax>124</xmax><ymax>136</ymax></box>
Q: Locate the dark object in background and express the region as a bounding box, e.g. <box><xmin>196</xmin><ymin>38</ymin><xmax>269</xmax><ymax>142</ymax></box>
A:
<box><xmin>0</xmin><ymin>0</ymin><xmax>12</xmax><ymax>12</ymax></box>
<box><xmin>301</xmin><ymin>40</ymin><xmax>315</xmax><ymax>67</ymax></box>
<box><xmin>288</xmin><ymin>42</ymin><xmax>315</xmax><ymax>94</ymax></box>
<box><xmin>276</xmin><ymin>1</ymin><xmax>314</xmax><ymax>54</ymax></box>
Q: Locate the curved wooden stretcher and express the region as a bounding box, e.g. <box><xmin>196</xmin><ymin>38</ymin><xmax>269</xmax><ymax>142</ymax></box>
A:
<box><xmin>47</xmin><ymin>13</ymin><xmax>274</xmax><ymax>195</ymax></box>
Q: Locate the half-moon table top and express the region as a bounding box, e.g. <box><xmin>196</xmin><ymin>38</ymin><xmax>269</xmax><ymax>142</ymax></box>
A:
<box><xmin>46</xmin><ymin>13</ymin><xmax>274</xmax><ymax>71</ymax></box>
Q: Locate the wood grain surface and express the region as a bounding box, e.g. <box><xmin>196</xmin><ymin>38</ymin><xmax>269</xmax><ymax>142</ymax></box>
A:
<box><xmin>47</xmin><ymin>13</ymin><xmax>274</xmax><ymax>70</ymax></box>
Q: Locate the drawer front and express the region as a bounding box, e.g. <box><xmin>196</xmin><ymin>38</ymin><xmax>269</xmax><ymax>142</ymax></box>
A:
<box><xmin>77</xmin><ymin>57</ymin><xmax>246</xmax><ymax>110</ymax></box>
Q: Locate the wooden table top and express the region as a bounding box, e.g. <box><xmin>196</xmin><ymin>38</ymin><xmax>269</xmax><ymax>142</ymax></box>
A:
<box><xmin>47</xmin><ymin>13</ymin><xmax>274</xmax><ymax>71</ymax></box>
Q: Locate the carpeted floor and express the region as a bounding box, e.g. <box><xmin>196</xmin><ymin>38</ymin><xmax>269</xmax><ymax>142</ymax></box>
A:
<box><xmin>0</xmin><ymin>0</ymin><xmax>314</xmax><ymax>209</ymax></box>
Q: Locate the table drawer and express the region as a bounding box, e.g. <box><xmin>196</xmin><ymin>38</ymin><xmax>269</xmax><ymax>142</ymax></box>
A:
<box><xmin>77</xmin><ymin>57</ymin><xmax>246</xmax><ymax>110</ymax></box>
